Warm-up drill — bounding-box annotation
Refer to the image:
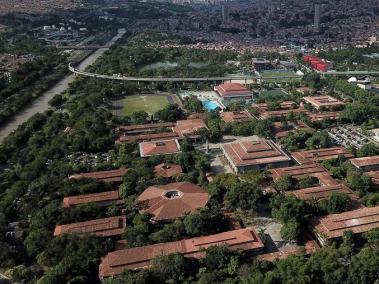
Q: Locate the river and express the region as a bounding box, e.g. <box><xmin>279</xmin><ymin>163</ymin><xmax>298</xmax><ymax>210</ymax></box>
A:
<box><xmin>0</xmin><ymin>29</ymin><xmax>126</xmax><ymax>142</ymax></box>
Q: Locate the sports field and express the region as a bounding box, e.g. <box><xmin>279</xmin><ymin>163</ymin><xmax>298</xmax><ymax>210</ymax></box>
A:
<box><xmin>261</xmin><ymin>70</ymin><xmax>300</xmax><ymax>83</ymax></box>
<box><xmin>259</xmin><ymin>89</ymin><xmax>290</xmax><ymax>101</ymax></box>
<box><xmin>123</xmin><ymin>95</ymin><xmax>170</xmax><ymax>115</ymax></box>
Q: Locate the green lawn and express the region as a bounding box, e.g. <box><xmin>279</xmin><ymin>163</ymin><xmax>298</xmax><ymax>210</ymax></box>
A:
<box><xmin>259</xmin><ymin>89</ymin><xmax>289</xmax><ymax>101</ymax></box>
<box><xmin>123</xmin><ymin>95</ymin><xmax>170</xmax><ymax>115</ymax></box>
<box><xmin>261</xmin><ymin>70</ymin><xmax>300</xmax><ymax>83</ymax></box>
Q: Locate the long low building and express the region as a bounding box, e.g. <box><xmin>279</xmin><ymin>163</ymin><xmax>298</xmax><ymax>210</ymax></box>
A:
<box><xmin>99</xmin><ymin>228</ymin><xmax>264</xmax><ymax>278</ymax></box>
<box><xmin>286</xmin><ymin>184</ymin><xmax>358</xmax><ymax>201</ymax></box>
<box><xmin>367</xmin><ymin>171</ymin><xmax>379</xmax><ymax>188</ymax></box>
<box><xmin>350</xmin><ymin>155</ymin><xmax>379</xmax><ymax>172</ymax></box>
<box><xmin>116</xmin><ymin>119</ymin><xmax>207</xmax><ymax>143</ymax></box>
<box><xmin>303</xmin><ymin>96</ymin><xmax>345</xmax><ymax>110</ymax></box>
<box><xmin>222</xmin><ymin>139</ymin><xmax>292</xmax><ymax>173</ymax></box>
<box><xmin>308</xmin><ymin>111</ymin><xmax>341</xmax><ymax>122</ymax></box>
<box><xmin>139</xmin><ymin>139</ymin><xmax>181</xmax><ymax>157</ymax></box>
<box><xmin>62</xmin><ymin>190</ymin><xmax>121</xmax><ymax>208</ymax></box>
<box><xmin>270</xmin><ymin>163</ymin><xmax>338</xmax><ymax>186</ymax></box>
<box><xmin>53</xmin><ymin>216</ymin><xmax>127</xmax><ymax>238</ymax></box>
<box><xmin>291</xmin><ymin>147</ymin><xmax>354</xmax><ymax>165</ymax></box>
<box><xmin>69</xmin><ymin>168</ymin><xmax>128</xmax><ymax>183</ymax></box>
<box><xmin>311</xmin><ymin>206</ymin><xmax>379</xmax><ymax>246</ymax></box>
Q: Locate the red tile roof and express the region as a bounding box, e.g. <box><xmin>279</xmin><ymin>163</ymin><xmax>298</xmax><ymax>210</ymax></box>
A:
<box><xmin>220</xmin><ymin>111</ymin><xmax>253</xmax><ymax>123</ymax></box>
<box><xmin>53</xmin><ymin>216</ymin><xmax>126</xmax><ymax>237</ymax></box>
<box><xmin>154</xmin><ymin>163</ymin><xmax>183</xmax><ymax>178</ymax></box>
<box><xmin>252</xmin><ymin>101</ymin><xmax>308</xmax><ymax>119</ymax></box>
<box><xmin>137</xmin><ymin>182</ymin><xmax>209</xmax><ymax>221</ymax></box>
<box><xmin>286</xmin><ymin>183</ymin><xmax>358</xmax><ymax>201</ymax></box>
<box><xmin>175</xmin><ymin>118</ymin><xmax>207</xmax><ymax>136</ymax></box>
<box><xmin>291</xmin><ymin>147</ymin><xmax>354</xmax><ymax>165</ymax></box>
<box><xmin>222</xmin><ymin>139</ymin><xmax>291</xmax><ymax>168</ymax></box>
<box><xmin>215</xmin><ymin>83</ymin><xmax>252</xmax><ymax>98</ymax></box>
<box><xmin>117</xmin><ymin>131</ymin><xmax>179</xmax><ymax>143</ymax></box>
<box><xmin>308</xmin><ymin>112</ymin><xmax>341</xmax><ymax>122</ymax></box>
<box><xmin>303</xmin><ymin>96</ymin><xmax>344</xmax><ymax>109</ymax></box>
<box><xmin>273</xmin><ymin>121</ymin><xmax>313</xmax><ymax>139</ymax></box>
<box><xmin>311</xmin><ymin>206</ymin><xmax>379</xmax><ymax>241</ymax></box>
<box><xmin>350</xmin><ymin>155</ymin><xmax>379</xmax><ymax>170</ymax></box>
<box><xmin>139</xmin><ymin>139</ymin><xmax>181</xmax><ymax>157</ymax></box>
<box><xmin>117</xmin><ymin>122</ymin><xmax>175</xmax><ymax>133</ymax></box>
<box><xmin>99</xmin><ymin>228</ymin><xmax>264</xmax><ymax>278</ymax></box>
<box><xmin>62</xmin><ymin>191</ymin><xmax>120</xmax><ymax>208</ymax></box>
<box><xmin>269</xmin><ymin>163</ymin><xmax>338</xmax><ymax>186</ymax></box>
<box><xmin>367</xmin><ymin>171</ymin><xmax>379</xmax><ymax>187</ymax></box>
<box><xmin>69</xmin><ymin>168</ymin><xmax>128</xmax><ymax>183</ymax></box>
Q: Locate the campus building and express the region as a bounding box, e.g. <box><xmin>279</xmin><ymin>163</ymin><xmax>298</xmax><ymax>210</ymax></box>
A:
<box><xmin>350</xmin><ymin>155</ymin><xmax>379</xmax><ymax>172</ymax></box>
<box><xmin>303</xmin><ymin>96</ymin><xmax>345</xmax><ymax>110</ymax></box>
<box><xmin>308</xmin><ymin>111</ymin><xmax>341</xmax><ymax>122</ymax></box>
<box><xmin>139</xmin><ymin>139</ymin><xmax>181</xmax><ymax>157</ymax></box>
<box><xmin>270</xmin><ymin>163</ymin><xmax>338</xmax><ymax>186</ymax></box>
<box><xmin>53</xmin><ymin>216</ymin><xmax>127</xmax><ymax>238</ymax></box>
<box><xmin>310</xmin><ymin>206</ymin><xmax>379</xmax><ymax>246</ymax></box>
<box><xmin>69</xmin><ymin>168</ymin><xmax>128</xmax><ymax>183</ymax></box>
<box><xmin>153</xmin><ymin>163</ymin><xmax>183</xmax><ymax>178</ymax></box>
<box><xmin>220</xmin><ymin>110</ymin><xmax>253</xmax><ymax>123</ymax></box>
<box><xmin>214</xmin><ymin>83</ymin><xmax>253</xmax><ymax>104</ymax></box>
<box><xmin>252</xmin><ymin>101</ymin><xmax>308</xmax><ymax>120</ymax></box>
<box><xmin>136</xmin><ymin>182</ymin><xmax>209</xmax><ymax>221</ymax></box>
<box><xmin>286</xmin><ymin>184</ymin><xmax>358</xmax><ymax>202</ymax></box>
<box><xmin>291</xmin><ymin>147</ymin><xmax>354</xmax><ymax>165</ymax></box>
<box><xmin>116</xmin><ymin>119</ymin><xmax>207</xmax><ymax>143</ymax></box>
<box><xmin>221</xmin><ymin>139</ymin><xmax>292</xmax><ymax>173</ymax></box>
<box><xmin>367</xmin><ymin>171</ymin><xmax>379</xmax><ymax>188</ymax></box>
<box><xmin>62</xmin><ymin>190</ymin><xmax>122</xmax><ymax>208</ymax></box>
<box><xmin>99</xmin><ymin>228</ymin><xmax>264</xmax><ymax>278</ymax></box>
<box><xmin>272</xmin><ymin>121</ymin><xmax>313</xmax><ymax>139</ymax></box>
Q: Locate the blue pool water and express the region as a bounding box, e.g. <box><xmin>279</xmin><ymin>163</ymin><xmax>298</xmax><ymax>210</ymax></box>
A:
<box><xmin>202</xmin><ymin>100</ymin><xmax>220</xmax><ymax>111</ymax></box>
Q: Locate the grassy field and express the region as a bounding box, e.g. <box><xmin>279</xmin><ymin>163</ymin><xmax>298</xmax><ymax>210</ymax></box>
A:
<box><xmin>123</xmin><ymin>95</ymin><xmax>170</xmax><ymax>115</ymax></box>
<box><xmin>259</xmin><ymin>89</ymin><xmax>289</xmax><ymax>101</ymax></box>
<box><xmin>261</xmin><ymin>70</ymin><xmax>300</xmax><ymax>83</ymax></box>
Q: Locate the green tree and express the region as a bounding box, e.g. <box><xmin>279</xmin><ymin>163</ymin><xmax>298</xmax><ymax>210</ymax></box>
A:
<box><xmin>152</xmin><ymin>253</ymin><xmax>187</xmax><ymax>282</ymax></box>
<box><xmin>224</xmin><ymin>181</ymin><xmax>262</xmax><ymax>211</ymax></box>
<box><xmin>280</xmin><ymin>221</ymin><xmax>300</xmax><ymax>243</ymax></box>
<box><xmin>327</xmin><ymin>192</ymin><xmax>351</xmax><ymax>213</ymax></box>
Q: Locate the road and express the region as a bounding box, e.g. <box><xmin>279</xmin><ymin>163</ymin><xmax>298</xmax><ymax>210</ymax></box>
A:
<box><xmin>69</xmin><ymin>64</ymin><xmax>304</xmax><ymax>83</ymax></box>
<box><xmin>0</xmin><ymin>29</ymin><xmax>126</xmax><ymax>142</ymax></box>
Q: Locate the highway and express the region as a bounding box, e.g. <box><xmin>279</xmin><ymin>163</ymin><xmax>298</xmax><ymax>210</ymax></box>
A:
<box><xmin>68</xmin><ymin>64</ymin><xmax>304</xmax><ymax>83</ymax></box>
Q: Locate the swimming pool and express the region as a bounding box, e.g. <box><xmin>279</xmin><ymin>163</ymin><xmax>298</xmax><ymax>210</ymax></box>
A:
<box><xmin>202</xmin><ymin>100</ymin><xmax>220</xmax><ymax>111</ymax></box>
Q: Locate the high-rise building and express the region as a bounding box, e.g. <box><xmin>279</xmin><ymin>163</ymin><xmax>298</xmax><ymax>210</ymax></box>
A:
<box><xmin>314</xmin><ymin>4</ymin><xmax>320</xmax><ymax>31</ymax></box>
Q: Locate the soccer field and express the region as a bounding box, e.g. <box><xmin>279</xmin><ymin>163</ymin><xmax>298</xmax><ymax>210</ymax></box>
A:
<box><xmin>123</xmin><ymin>95</ymin><xmax>170</xmax><ymax>115</ymax></box>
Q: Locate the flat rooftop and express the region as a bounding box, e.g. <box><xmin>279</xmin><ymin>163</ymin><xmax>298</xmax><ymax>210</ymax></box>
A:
<box><xmin>303</xmin><ymin>96</ymin><xmax>345</xmax><ymax>109</ymax></box>
<box><xmin>311</xmin><ymin>206</ymin><xmax>379</xmax><ymax>240</ymax></box>
<box><xmin>222</xmin><ymin>139</ymin><xmax>291</xmax><ymax>167</ymax></box>
<box><xmin>53</xmin><ymin>216</ymin><xmax>126</xmax><ymax>237</ymax></box>
<box><xmin>291</xmin><ymin>147</ymin><xmax>354</xmax><ymax>165</ymax></box>
<box><xmin>62</xmin><ymin>190</ymin><xmax>120</xmax><ymax>208</ymax></box>
<box><xmin>99</xmin><ymin>228</ymin><xmax>264</xmax><ymax>278</ymax></box>
<box><xmin>69</xmin><ymin>168</ymin><xmax>128</xmax><ymax>183</ymax></box>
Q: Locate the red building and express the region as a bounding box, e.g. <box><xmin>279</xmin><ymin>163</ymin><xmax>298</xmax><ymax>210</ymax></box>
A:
<box><xmin>303</xmin><ymin>55</ymin><xmax>332</xmax><ymax>72</ymax></box>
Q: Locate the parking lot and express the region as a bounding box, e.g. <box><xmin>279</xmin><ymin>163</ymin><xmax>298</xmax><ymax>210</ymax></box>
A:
<box><xmin>328</xmin><ymin>126</ymin><xmax>370</xmax><ymax>148</ymax></box>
